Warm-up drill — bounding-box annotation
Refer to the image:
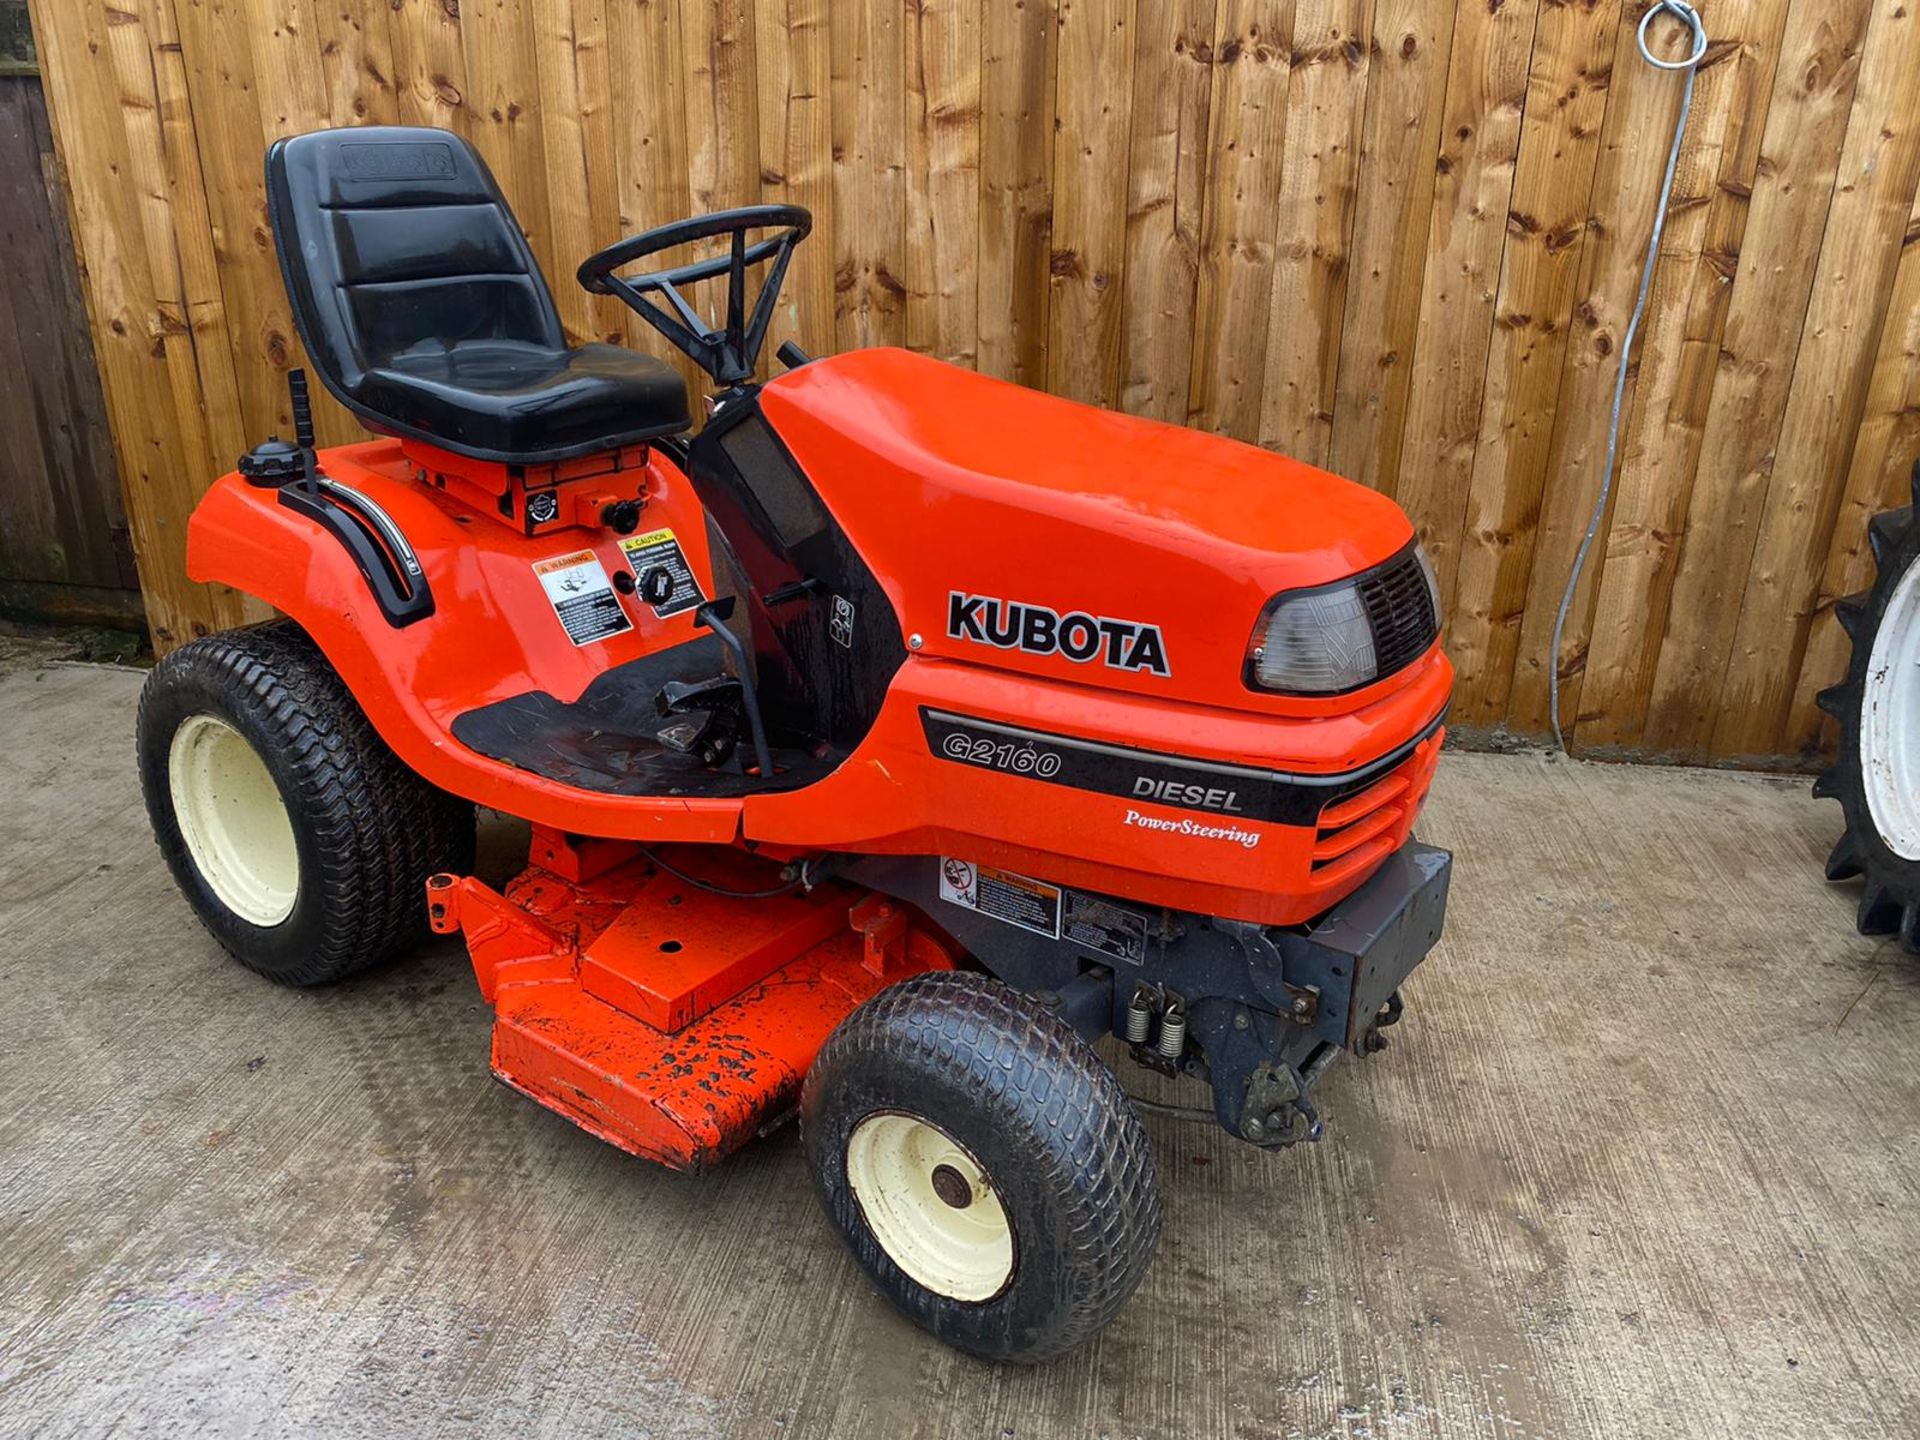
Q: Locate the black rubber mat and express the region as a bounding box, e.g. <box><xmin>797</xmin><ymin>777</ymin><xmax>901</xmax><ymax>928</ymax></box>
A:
<box><xmin>450</xmin><ymin>634</ymin><xmax>839</xmax><ymax>798</ymax></box>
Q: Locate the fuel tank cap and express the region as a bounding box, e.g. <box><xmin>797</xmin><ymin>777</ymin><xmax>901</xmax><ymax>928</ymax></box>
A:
<box><xmin>239</xmin><ymin>436</ymin><xmax>305</xmax><ymax>488</ymax></box>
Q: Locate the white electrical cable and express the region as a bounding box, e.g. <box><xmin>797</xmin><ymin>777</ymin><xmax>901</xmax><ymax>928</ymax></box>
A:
<box><xmin>1549</xmin><ymin>0</ymin><xmax>1710</xmax><ymax>751</ymax></box>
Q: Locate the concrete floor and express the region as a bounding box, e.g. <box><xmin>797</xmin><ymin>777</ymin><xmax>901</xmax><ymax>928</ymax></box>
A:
<box><xmin>3</xmin><ymin>660</ymin><xmax>1918</xmax><ymax>1440</ymax></box>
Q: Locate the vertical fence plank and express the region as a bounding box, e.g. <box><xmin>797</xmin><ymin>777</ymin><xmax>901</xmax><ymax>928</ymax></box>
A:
<box><xmin>1446</xmin><ymin>0</ymin><xmax>1622</xmax><ymax>728</ymax></box>
<box><xmin>0</xmin><ymin>79</ymin><xmax>127</xmax><ymax>591</ymax></box>
<box><xmin>1115</xmin><ymin>0</ymin><xmax>1215</xmax><ymax>420</ymax></box>
<box><xmin>1640</xmin><ymin>0</ymin><xmax>1874</xmax><ymax>759</ymax></box>
<box><xmin>462</xmin><ymin>0</ymin><xmax>555</xmax><ymax>270</ymax></box>
<box><xmin>1257</xmin><ymin>0</ymin><xmax>1371</xmax><ymax>467</ymax></box>
<box><xmin>316</xmin><ymin>0</ymin><xmax>402</xmax><ymax>128</ymax></box>
<box><xmin>1574</xmin><ymin>0</ymin><xmax>1788</xmax><ymax>754</ymax></box>
<box><xmin>831</xmin><ymin>0</ymin><xmax>907</xmax><ymax>351</ymax></box>
<box><xmin>386</xmin><ymin>0</ymin><xmax>470</xmax><ymax>133</ymax></box>
<box><xmin>611</xmin><ymin>0</ymin><xmax>706</xmax><ymax>390</ymax></box>
<box><xmin>1326</xmin><ymin>0</ymin><xmax>1452</xmax><ymax>494</ymax></box>
<box><xmin>1045</xmin><ymin>0</ymin><xmax>1134</xmax><ymax>403</ymax></box>
<box><xmin>247</xmin><ymin>0</ymin><xmax>329</xmax><ymax>144</ymax></box>
<box><xmin>1387</xmin><ymin>0</ymin><xmax>1538</xmax><ymax>610</ymax></box>
<box><xmin>1186</xmin><ymin>0</ymin><xmax>1295</xmax><ymax>439</ymax></box>
<box><xmin>682</xmin><ymin>0</ymin><xmax>762</xmax><ymax>363</ymax></box>
<box><xmin>684</xmin><ymin>0</ymin><xmax>761</xmax><ymax>216</ymax></box>
<box><xmin>1709</xmin><ymin>0</ymin><xmax>1920</xmax><ymax>761</ymax></box>
<box><xmin>975</xmin><ymin>0</ymin><xmax>1055</xmax><ymax>385</ymax></box>
<box><xmin>169</xmin><ymin>0</ymin><xmax>297</xmax><ymax>443</ymax></box>
<box><xmin>121</xmin><ymin>0</ymin><xmax>252</xmax><ymax>477</ymax></box>
<box><xmin>977</xmin><ymin>0</ymin><xmax>1056</xmax><ymax>386</ymax></box>
<box><xmin>904</xmin><ymin>0</ymin><xmax>982</xmax><ymax>366</ymax></box>
<box><xmin>249</xmin><ymin>0</ymin><xmax>357</xmax><ymax>445</ymax></box>
<box><xmin>536</xmin><ymin>0</ymin><xmax>618</xmax><ymax>345</ymax></box>
<box><xmin>754</xmin><ymin>0</ymin><xmax>835</xmax><ymax>355</ymax></box>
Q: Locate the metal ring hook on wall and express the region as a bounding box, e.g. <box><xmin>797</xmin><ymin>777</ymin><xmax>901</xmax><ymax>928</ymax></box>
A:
<box><xmin>1639</xmin><ymin>0</ymin><xmax>1710</xmax><ymax>72</ymax></box>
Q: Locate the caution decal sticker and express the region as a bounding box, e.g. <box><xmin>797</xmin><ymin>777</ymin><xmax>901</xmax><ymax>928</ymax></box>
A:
<box><xmin>534</xmin><ymin>549</ymin><xmax>633</xmax><ymax>646</ymax></box>
<box><xmin>937</xmin><ymin>858</ymin><xmax>1062</xmax><ymax>939</ymax></box>
<box><xmin>618</xmin><ymin>527</ymin><xmax>706</xmax><ymax>618</ymax></box>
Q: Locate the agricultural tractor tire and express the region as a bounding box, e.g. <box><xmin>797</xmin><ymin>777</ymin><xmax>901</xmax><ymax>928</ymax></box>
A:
<box><xmin>1816</xmin><ymin>466</ymin><xmax>1920</xmax><ymax>952</ymax></box>
<box><xmin>801</xmin><ymin>970</ymin><xmax>1162</xmax><ymax>1363</ymax></box>
<box><xmin>138</xmin><ymin>620</ymin><xmax>475</xmax><ymax>986</ymax></box>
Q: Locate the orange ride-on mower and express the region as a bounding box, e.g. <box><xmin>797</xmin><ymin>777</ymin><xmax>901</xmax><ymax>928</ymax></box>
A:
<box><xmin>136</xmin><ymin>127</ymin><xmax>1453</xmax><ymax>1362</ymax></box>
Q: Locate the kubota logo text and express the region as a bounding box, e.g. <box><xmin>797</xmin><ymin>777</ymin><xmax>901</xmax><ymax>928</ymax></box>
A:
<box><xmin>946</xmin><ymin>592</ymin><xmax>1170</xmax><ymax>677</ymax></box>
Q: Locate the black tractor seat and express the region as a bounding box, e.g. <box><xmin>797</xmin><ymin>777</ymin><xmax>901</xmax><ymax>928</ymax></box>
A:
<box><xmin>267</xmin><ymin>127</ymin><xmax>690</xmax><ymax>464</ymax></box>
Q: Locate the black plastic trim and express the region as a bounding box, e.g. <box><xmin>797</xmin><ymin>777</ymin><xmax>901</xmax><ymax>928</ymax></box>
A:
<box><xmin>278</xmin><ymin>477</ymin><xmax>435</xmax><ymax>628</ymax></box>
<box><xmin>920</xmin><ymin>706</ymin><xmax>1446</xmax><ymax>828</ymax></box>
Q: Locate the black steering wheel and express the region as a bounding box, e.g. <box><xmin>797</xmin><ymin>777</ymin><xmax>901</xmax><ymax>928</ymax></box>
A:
<box><xmin>577</xmin><ymin>205</ymin><xmax>812</xmax><ymax>387</ymax></box>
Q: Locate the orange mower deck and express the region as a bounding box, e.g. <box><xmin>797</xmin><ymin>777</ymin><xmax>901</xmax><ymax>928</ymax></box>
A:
<box><xmin>426</xmin><ymin>829</ymin><xmax>957</xmax><ymax>1170</ymax></box>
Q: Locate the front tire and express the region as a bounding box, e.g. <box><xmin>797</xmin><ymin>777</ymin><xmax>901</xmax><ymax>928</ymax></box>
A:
<box><xmin>137</xmin><ymin>621</ymin><xmax>474</xmax><ymax>985</ymax></box>
<box><xmin>1817</xmin><ymin>468</ymin><xmax>1920</xmax><ymax>952</ymax></box>
<box><xmin>801</xmin><ymin>971</ymin><xmax>1161</xmax><ymax>1362</ymax></box>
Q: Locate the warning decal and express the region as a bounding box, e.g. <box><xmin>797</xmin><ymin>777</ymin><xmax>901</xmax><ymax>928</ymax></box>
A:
<box><xmin>830</xmin><ymin>594</ymin><xmax>856</xmax><ymax>649</ymax></box>
<box><xmin>618</xmin><ymin>527</ymin><xmax>705</xmax><ymax>618</ymax></box>
<box><xmin>1064</xmin><ymin>892</ymin><xmax>1149</xmax><ymax>966</ymax></box>
<box><xmin>534</xmin><ymin>549</ymin><xmax>633</xmax><ymax>646</ymax></box>
<box><xmin>937</xmin><ymin>858</ymin><xmax>1062</xmax><ymax>939</ymax></box>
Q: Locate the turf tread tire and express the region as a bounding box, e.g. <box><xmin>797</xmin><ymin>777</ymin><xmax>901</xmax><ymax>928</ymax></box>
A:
<box><xmin>138</xmin><ymin>621</ymin><xmax>475</xmax><ymax>985</ymax></box>
<box><xmin>801</xmin><ymin>970</ymin><xmax>1161</xmax><ymax>1362</ymax></box>
<box><xmin>1816</xmin><ymin>467</ymin><xmax>1920</xmax><ymax>953</ymax></box>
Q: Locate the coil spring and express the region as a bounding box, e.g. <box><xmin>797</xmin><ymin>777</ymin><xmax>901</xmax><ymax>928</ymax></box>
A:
<box><xmin>1157</xmin><ymin>1002</ymin><xmax>1187</xmax><ymax>1061</ymax></box>
<box><xmin>1125</xmin><ymin>990</ymin><xmax>1153</xmax><ymax>1044</ymax></box>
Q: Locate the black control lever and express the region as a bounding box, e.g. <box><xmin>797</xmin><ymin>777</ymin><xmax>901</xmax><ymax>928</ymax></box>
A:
<box><xmin>691</xmin><ymin>597</ymin><xmax>775</xmax><ymax>782</ymax></box>
<box><xmin>289</xmin><ymin>369</ymin><xmax>320</xmax><ymax>496</ymax></box>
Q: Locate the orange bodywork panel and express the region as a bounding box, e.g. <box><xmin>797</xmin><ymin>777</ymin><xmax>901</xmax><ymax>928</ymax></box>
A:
<box><xmin>188</xmin><ymin>349</ymin><xmax>1450</xmax><ymax>927</ymax></box>
<box><xmin>428</xmin><ymin>838</ymin><xmax>955</xmax><ymax>1171</ymax></box>
<box><xmin>188</xmin><ymin>438</ymin><xmax>745</xmax><ymax>843</ymax></box>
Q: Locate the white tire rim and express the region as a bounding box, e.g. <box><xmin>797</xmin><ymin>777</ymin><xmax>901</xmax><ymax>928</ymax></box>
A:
<box><xmin>846</xmin><ymin>1112</ymin><xmax>1015</xmax><ymax>1302</ymax></box>
<box><xmin>1863</xmin><ymin>553</ymin><xmax>1920</xmax><ymax>862</ymax></box>
<box><xmin>168</xmin><ymin>714</ymin><xmax>300</xmax><ymax>926</ymax></box>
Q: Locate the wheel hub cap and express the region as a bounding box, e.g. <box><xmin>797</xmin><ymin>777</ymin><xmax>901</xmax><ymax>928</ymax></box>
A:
<box><xmin>845</xmin><ymin>1112</ymin><xmax>1014</xmax><ymax>1302</ymax></box>
<box><xmin>930</xmin><ymin>1163</ymin><xmax>972</xmax><ymax>1209</ymax></box>
<box><xmin>168</xmin><ymin>713</ymin><xmax>300</xmax><ymax>926</ymax></box>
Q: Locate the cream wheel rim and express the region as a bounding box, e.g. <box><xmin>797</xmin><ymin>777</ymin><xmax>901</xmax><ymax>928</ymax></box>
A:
<box><xmin>845</xmin><ymin>1112</ymin><xmax>1015</xmax><ymax>1302</ymax></box>
<box><xmin>168</xmin><ymin>713</ymin><xmax>300</xmax><ymax>926</ymax></box>
<box><xmin>1863</xmin><ymin>553</ymin><xmax>1920</xmax><ymax>861</ymax></box>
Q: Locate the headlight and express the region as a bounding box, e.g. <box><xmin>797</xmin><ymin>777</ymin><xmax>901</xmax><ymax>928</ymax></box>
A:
<box><xmin>1246</xmin><ymin>541</ymin><xmax>1443</xmax><ymax>695</ymax></box>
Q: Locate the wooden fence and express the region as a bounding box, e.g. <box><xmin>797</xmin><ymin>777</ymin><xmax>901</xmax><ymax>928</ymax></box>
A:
<box><xmin>23</xmin><ymin>0</ymin><xmax>1920</xmax><ymax>765</ymax></box>
<box><xmin>0</xmin><ymin>15</ymin><xmax>137</xmax><ymax>627</ymax></box>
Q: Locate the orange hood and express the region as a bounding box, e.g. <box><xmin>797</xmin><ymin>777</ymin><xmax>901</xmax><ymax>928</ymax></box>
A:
<box><xmin>757</xmin><ymin>348</ymin><xmax>1419</xmax><ymax>712</ymax></box>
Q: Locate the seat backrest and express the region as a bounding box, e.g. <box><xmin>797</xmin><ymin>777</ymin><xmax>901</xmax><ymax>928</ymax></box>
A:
<box><xmin>267</xmin><ymin>127</ymin><xmax>566</xmax><ymax>394</ymax></box>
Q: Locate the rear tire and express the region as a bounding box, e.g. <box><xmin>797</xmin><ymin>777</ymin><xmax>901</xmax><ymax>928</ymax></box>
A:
<box><xmin>801</xmin><ymin>971</ymin><xmax>1161</xmax><ymax>1362</ymax></box>
<box><xmin>1816</xmin><ymin>467</ymin><xmax>1920</xmax><ymax>952</ymax></box>
<box><xmin>137</xmin><ymin>621</ymin><xmax>475</xmax><ymax>985</ymax></box>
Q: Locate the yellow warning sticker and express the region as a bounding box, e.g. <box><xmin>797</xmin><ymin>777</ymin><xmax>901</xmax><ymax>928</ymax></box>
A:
<box><xmin>618</xmin><ymin>527</ymin><xmax>705</xmax><ymax>618</ymax></box>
